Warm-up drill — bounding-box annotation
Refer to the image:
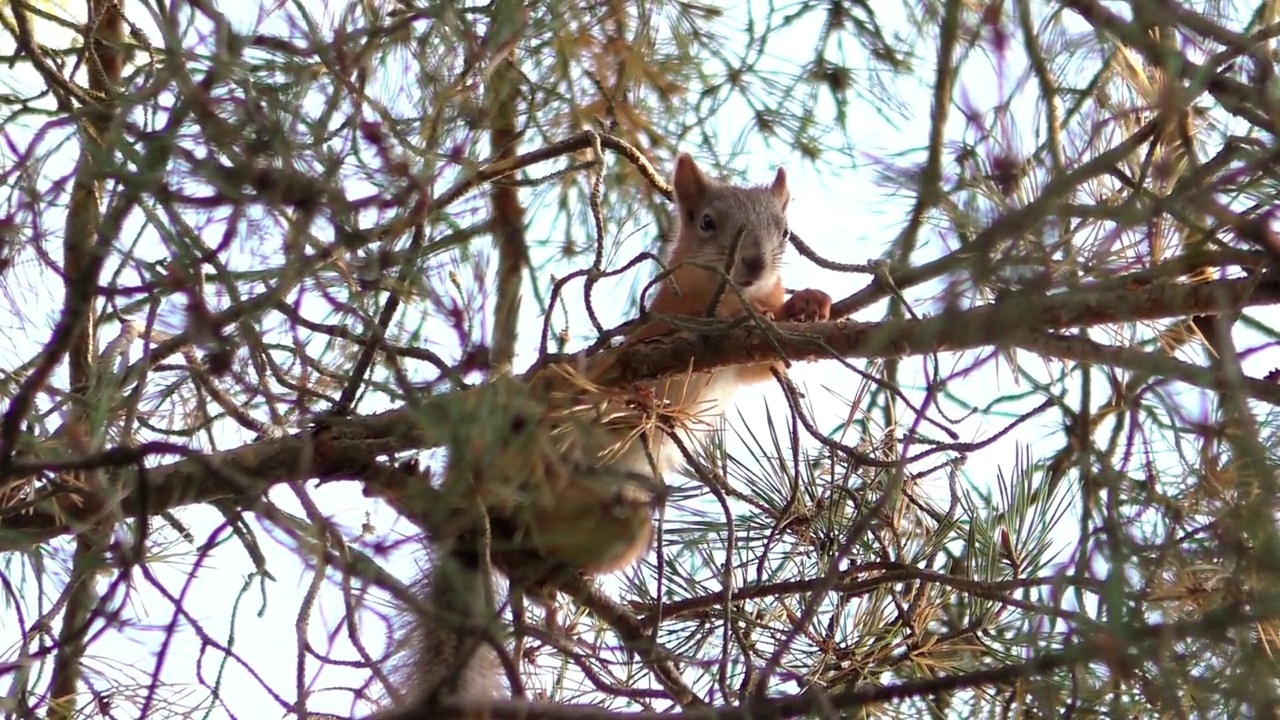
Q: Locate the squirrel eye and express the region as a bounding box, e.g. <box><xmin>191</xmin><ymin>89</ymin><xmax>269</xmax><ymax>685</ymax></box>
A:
<box><xmin>698</xmin><ymin>212</ymin><xmax>716</xmax><ymax>232</ymax></box>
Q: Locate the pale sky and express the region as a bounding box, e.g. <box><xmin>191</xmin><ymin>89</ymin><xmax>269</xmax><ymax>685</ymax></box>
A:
<box><xmin>0</xmin><ymin>1</ymin><xmax>1273</xmax><ymax>718</ymax></box>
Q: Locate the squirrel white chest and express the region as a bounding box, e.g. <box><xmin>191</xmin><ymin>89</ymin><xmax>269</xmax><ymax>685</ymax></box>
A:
<box><xmin>607</xmin><ymin>366</ymin><xmax>747</xmax><ymax>479</ymax></box>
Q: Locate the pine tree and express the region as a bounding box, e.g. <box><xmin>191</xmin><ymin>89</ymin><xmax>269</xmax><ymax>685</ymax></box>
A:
<box><xmin>2</xmin><ymin>1</ymin><xmax>1280</xmax><ymax>718</ymax></box>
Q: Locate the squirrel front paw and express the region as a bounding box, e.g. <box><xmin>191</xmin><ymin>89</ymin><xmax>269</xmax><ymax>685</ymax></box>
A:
<box><xmin>782</xmin><ymin>289</ymin><xmax>833</xmax><ymax>322</ymax></box>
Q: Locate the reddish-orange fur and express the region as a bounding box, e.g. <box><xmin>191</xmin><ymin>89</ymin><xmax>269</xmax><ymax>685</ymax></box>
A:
<box><xmin>632</xmin><ymin>254</ymin><xmax>789</xmax><ymax>385</ymax></box>
<box><xmin>628</xmin><ymin>153</ymin><xmax>832</xmax><ymax>386</ymax></box>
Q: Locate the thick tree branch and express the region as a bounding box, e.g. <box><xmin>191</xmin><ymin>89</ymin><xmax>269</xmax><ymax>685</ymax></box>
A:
<box><xmin>485</xmin><ymin>6</ymin><xmax>529</xmax><ymax>374</ymax></box>
<box><xmin>43</xmin><ymin>0</ymin><xmax>129</xmax><ymax>715</ymax></box>
<box><xmin>586</xmin><ymin>276</ymin><xmax>1280</xmax><ymax>388</ymax></box>
<box><xmin>2</xmin><ymin>275</ymin><xmax>1278</xmax><ymax>552</ymax></box>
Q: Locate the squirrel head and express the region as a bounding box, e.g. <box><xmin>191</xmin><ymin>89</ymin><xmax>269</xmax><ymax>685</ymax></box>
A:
<box><xmin>670</xmin><ymin>152</ymin><xmax>790</xmax><ymax>292</ymax></box>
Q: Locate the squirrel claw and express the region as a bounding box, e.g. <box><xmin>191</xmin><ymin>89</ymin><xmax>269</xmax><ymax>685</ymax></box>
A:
<box><xmin>782</xmin><ymin>288</ymin><xmax>832</xmax><ymax>322</ymax></box>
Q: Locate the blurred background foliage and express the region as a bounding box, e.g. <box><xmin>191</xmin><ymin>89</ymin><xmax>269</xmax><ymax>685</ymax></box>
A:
<box><xmin>4</xmin><ymin>0</ymin><xmax>1280</xmax><ymax>718</ymax></box>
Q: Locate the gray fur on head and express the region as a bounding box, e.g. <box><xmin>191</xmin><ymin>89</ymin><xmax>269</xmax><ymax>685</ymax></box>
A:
<box><xmin>670</xmin><ymin>153</ymin><xmax>791</xmax><ymax>288</ymax></box>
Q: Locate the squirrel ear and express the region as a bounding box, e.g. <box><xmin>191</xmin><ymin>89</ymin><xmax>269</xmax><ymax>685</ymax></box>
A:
<box><xmin>672</xmin><ymin>153</ymin><xmax>709</xmax><ymax>211</ymax></box>
<box><xmin>770</xmin><ymin>167</ymin><xmax>790</xmax><ymax>211</ymax></box>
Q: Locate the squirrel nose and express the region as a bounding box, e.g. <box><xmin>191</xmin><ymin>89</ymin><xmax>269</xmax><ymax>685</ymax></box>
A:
<box><xmin>740</xmin><ymin>254</ymin><xmax>765</xmax><ymax>278</ymax></box>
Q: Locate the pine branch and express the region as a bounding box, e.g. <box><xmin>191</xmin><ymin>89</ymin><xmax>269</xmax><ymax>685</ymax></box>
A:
<box><xmin>4</xmin><ymin>274</ymin><xmax>1280</xmax><ymax>550</ymax></box>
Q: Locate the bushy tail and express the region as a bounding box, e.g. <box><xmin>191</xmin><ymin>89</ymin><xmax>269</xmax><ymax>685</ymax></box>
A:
<box><xmin>377</xmin><ymin>542</ymin><xmax>506</xmax><ymax>717</ymax></box>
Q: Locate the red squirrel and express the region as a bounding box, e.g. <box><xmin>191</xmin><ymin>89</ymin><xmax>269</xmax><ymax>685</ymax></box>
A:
<box><xmin>610</xmin><ymin>151</ymin><xmax>833</xmax><ymax>482</ymax></box>
<box><xmin>372</xmin><ymin>152</ymin><xmax>832</xmax><ymax>719</ymax></box>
